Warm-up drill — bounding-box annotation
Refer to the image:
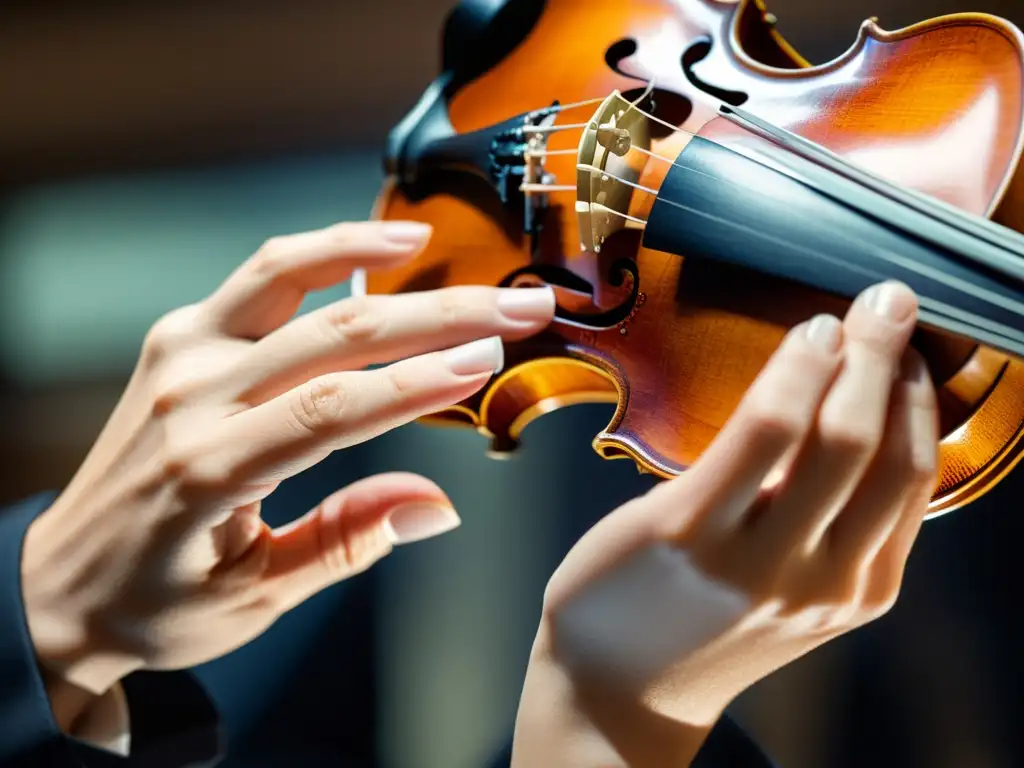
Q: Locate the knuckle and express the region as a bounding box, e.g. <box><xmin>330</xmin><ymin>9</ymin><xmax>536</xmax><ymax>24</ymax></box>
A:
<box><xmin>790</xmin><ymin>597</ymin><xmax>858</xmax><ymax>634</ymax></box>
<box><xmin>817</xmin><ymin>412</ymin><xmax>882</xmax><ymax>456</ymax></box>
<box><xmin>327</xmin><ymin>524</ymin><xmax>365</xmax><ymax>577</ymax></box>
<box><xmin>321</xmin><ymin>296</ymin><xmax>382</xmax><ymax>345</ymax></box>
<box><xmin>744</xmin><ymin>399</ymin><xmax>806</xmax><ymax>445</ymax></box>
<box><xmin>741</xmin><ymin>354</ymin><xmax>831</xmax><ymax>443</ymax></box>
<box><xmin>151</xmin><ymin>381</ymin><xmax>189</xmax><ymax>416</ymax></box>
<box><xmin>315</xmin><ymin>505</ymin><xmax>351</xmax><ymax>577</ymax></box>
<box><xmin>436</xmin><ymin>289</ymin><xmax>469</xmax><ymax>328</ymax></box>
<box><xmin>294</xmin><ymin>376</ymin><xmax>348</xmax><ymax>432</ymax></box>
<box><xmin>326</xmin><ymin>295</ymin><xmax>370</xmax><ymax>325</ymax></box>
<box><xmin>143</xmin><ymin>306</ymin><xmax>200</xmax><ymax>362</ymax></box>
<box><xmin>384</xmin><ymin>362</ymin><xmax>419</xmax><ymax>397</ymax></box>
<box><xmin>249</xmin><ymin>236</ymin><xmax>292</xmax><ymax>277</ymax></box>
<box><xmin>162</xmin><ymin>445</ymin><xmax>233</xmax><ymax>499</ymax></box>
<box><xmin>316</xmin><ymin>503</ymin><xmax>389</xmax><ymax>581</ymax></box>
<box><xmin>421</xmin><ymin>286</ymin><xmax>499</xmax><ymax>331</ymax></box>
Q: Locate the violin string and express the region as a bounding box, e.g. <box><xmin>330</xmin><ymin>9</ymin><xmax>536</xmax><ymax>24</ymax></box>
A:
<box><xmin>595</xmin><ymin>145</ymin><xmax>1024</xmax><ymax>318</ymax></box>
<box><xmin>640</xmin><ymin>184</ymin><xmax>1024</xmax><ymax>326</ymax></box>
<box><xmin>527</xmin><ymin>91</ymin><xmax>698</xmax><ymax>142</ymax></box>
<box><xmin>593</xmin><ymin>207</ymin><xmax>648</xmax><ymax>226</ymax></box>
<box><xmin>519</xmin><ymin>90</ymin><xmax>701</xmax><ymax>178</ymax></box>
<box><xmin>594</xmin><ymin>198</ymin><xmax>1016</xmax><ymax>345</ymax></box>
<box><xmin>522</xmin><ymin>82</ymin><xmax>653</xmax><ymax>121</ymax></box>
<box><xmin>548</xmin><ymin>96</ymin><xmax>610</xmax><ymax>112</ymax></box>
<box><xmin>632</xmin><ymin>145</ymin><xmax>678</xmax><ymax>164</ymax></box>
<box><xmin>590</xmin><ymin>190</ymin><xmax>1004</xmax><ymax>336</ymax></box>
<box><xmin>564</xmin><ymin>117</ymin><xmax>1024</xmax><ymax>322</ymax></box>
<box><xmin>521</xmin><ymin>85</ymin><xmax>1024</xmax><ymax>332</ymax></box>
<box><xmin>520</xmin><ymin>183</ymin><xmax>578</xmax><ymax>192</ymax></box>
<box><xmin>521</xmin><ymin>77</ymin><xmax>689</xmax><ymax>146</ymax></box>
<box><xmin>523</xmin><ymin>122</ymin><xmax>591</xmax><ymax>135</ymax></box>
<box><xmin>525</xmin><ymin>148</ymin><xmax>578</xmax><ymax>157</ymax></box>
<box><xmin>576</xmin><ymin>163</ymin><xmax>659</xmax><ymax>196</ymax></box>
<box><xmin>580</xmin><ymin>162</ymin><xmax>1024</xmax><ymax>319</ymax></box>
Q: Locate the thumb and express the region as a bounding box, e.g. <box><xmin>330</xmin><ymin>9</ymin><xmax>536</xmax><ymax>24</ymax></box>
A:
<box><xmin>264</xmin><ymin>472</ymin><xmax>460</xmax><ymax>610</ymax></box>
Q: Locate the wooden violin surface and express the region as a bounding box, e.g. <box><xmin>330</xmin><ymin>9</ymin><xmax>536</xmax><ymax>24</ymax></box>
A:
<box><xmin>365</xmin><ymin>0</ymin><xmax>1024</xmax><ymax>517</ymax></box>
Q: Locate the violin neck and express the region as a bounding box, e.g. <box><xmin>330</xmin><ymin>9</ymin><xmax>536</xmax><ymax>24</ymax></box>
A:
<box><xmin>643</xmin><ymin>108</ymin><xmax>1024</xmax><ymax>361</ymax></box>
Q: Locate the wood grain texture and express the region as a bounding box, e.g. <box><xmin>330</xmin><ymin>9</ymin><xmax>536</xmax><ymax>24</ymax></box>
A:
<box><xmin>366</xmin><ymin>0</ymin><xmax>1024</xmax><ymax>516</ymax></box>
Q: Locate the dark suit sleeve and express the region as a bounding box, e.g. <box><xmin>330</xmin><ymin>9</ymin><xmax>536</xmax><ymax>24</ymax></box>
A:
<box><xmin>692</xmin><ymin>714</ymin><xmax>778</xmax><ymax>767</ymax></box>
<box><xmin>486</xmin><ymin>709</ymin><xmax>778</xmax><ymax>767</ymax></box>
<box><xmin>0</xmin><ymin>493</ymin><xmax>224</xmax><ymax>767</ymax></box>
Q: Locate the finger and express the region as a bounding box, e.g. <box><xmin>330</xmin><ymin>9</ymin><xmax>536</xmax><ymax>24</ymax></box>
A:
<box><xmin>872</xmin><ymin>480</ymin><xmax>932</xmax><ymax>592</ymax></box>
<box><xmin>210</xmin><ymin>503</ymin><xmax>269</xmax><ymax>569</ymax></box>
<box><xmin>209</xmin><ymin>336</ymin><xmax>504</xmax><ymax>486</ymax></box>
<box><xmin>208</xmin><ymin>479</ymin><xmax>281</xmax><ymax>560</ymax></box>
<box><xmin>658</xmin><ymin>313</ymin><xmax>844</xmax><ymax>537</ymax></box>
<box><xmin>758</xmin><ymin>281</ymin><xmax>918</xmax><ymax>553</ymax></box>
<box><xmin>850</xmin><ymin>476</ymin><xmax>933</xmax><ymax>623</ymax></box>
<box><xmin>202</xmin><ymin>220</ymin><xmax>432</xmax><ymax>339</ymax></box>
<box><xmin>829</xmin><ymin>348</ymin><xmax>939</xmax><ymax>566</ymax></box>
<box><xmin>228</xmin><ymin>285</ymin><xmax>555</xmax><ymax>405</ymax></box>
<box><xmin>263</xmin><ymin>473</ymin><xmax>459</xmax><ymax>611</ymax></box>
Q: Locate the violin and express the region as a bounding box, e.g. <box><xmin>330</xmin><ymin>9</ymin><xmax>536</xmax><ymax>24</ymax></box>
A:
<box><xmin>356</xmin><ymin>0</ymin><xmax>1024</xmax><ymax>518</ymax></box>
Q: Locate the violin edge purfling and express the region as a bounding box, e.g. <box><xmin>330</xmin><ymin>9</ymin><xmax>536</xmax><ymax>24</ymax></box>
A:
<box><xmin>363</xmin><ymin>0</ymin><xmax>1024</xmax><ymax>518</ymax></box>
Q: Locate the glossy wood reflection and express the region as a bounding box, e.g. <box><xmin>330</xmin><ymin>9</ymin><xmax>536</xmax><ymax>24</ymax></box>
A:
<box><xmin>367</xmin><ymin>0</ymin><xmax>1024</xmax><ymax>516</ymax></box>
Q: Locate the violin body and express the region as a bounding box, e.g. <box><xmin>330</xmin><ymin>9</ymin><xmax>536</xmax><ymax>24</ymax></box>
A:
<box><xmin>362</xmin><ymin>0</ymin><xmax>1024</xmax><ymax>516</ymax></box>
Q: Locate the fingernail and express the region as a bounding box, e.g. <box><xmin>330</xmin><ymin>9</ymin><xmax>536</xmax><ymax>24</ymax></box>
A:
<box><xmin>805</xmin><ymin>314</ymin><xmax>842</xmax><ymax>352</ymax></box>
<box><xmin>381</xmin><ymin>221</ymin><xmax>432</xmax><ymax>246</ymax></box>
<box><xmin>863</xmin><ymin>281</ymin><xmax>915</xmax><ymax>321</ymax></box>
<box><xmin>383</xmin><ymin>503</ymin><xmax>461</xmax><ymax>545</ymax></box>
<box><xmin>444</xmin><ymin>336</ymin><xmax>504</xmax><ymax>376</ymax></box>
<box><xmin>497</xmin><ymin>286</ymin><xmax>556</xmax><ymax>322</ymax></box>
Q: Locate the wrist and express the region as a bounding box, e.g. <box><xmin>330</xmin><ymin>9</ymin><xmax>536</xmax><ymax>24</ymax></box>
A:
<box><xmin>512</xmin><ymin>623</ymin><xmax>717</xmax><ymax>768</ymax></box>
<box><xmin>21</xmin><ymin>509</ymin><xmax>140</xmax><ymax>697</ymax></box>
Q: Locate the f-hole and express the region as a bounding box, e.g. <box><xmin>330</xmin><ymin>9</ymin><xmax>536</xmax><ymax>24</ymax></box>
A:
<box><xmin>605</xmin><ymin>37</ymin><xmax>693</xmax><ymax>140</ymax></box>
<box><xmin>619</xmin><ymin>88</ymin><xmax>692</xmax><ymax>140</ymax></box>
<box><xmin>682</xmin><ymin>39</ymin><xmax>748</xmax><ymax>106</ymax></box>
<box><xmin>604</xmin><ymin>38</ymin><xmax>638</xmax><ymax>76</ymax></box>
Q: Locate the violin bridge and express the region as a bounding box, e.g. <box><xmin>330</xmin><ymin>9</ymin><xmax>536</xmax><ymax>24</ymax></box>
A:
<box><xmin>576</xmin><ymin>91</ymin><xmax>651</xmax><ymax>252</ymax></box>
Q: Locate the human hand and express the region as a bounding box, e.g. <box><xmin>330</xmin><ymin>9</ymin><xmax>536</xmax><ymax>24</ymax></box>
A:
<box><xmin>20</xmin><ymin>220</ymin><xmax>555</xmax><ymax>722</ymax></box>
<box><xmin>512</xmin><ymin>281</ymin><xmax>938</xmax><ymax>767</ymax></box>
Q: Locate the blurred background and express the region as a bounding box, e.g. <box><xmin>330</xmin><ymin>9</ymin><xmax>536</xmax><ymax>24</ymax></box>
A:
<box><xmin>2</xmin><ymin>0</ymin><xmax>1024</xmax><ymax>766</ymax></box>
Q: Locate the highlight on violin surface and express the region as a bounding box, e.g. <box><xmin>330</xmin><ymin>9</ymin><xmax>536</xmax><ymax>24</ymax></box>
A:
<box><xmin>358</xmin><ymin>0</ymin><xmax>1024</xmax><ymax>519</ymax></box>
